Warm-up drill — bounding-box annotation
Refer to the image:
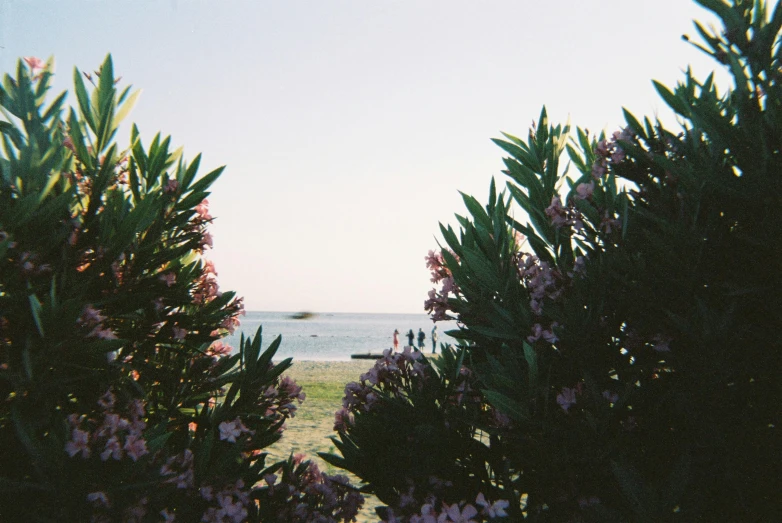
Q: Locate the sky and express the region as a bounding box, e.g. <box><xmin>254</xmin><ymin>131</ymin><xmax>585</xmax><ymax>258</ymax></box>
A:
<box><xmin>1</xmin><ymin>1</ymin><xmax>724</xmax><ymax>313</ymax></box>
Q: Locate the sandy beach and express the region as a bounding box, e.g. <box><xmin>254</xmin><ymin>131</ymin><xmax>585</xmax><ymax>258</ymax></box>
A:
<box><xmin>267</xmin><ymin>360</ymin><xmax>380</xmax><ymax>521</ymax></box>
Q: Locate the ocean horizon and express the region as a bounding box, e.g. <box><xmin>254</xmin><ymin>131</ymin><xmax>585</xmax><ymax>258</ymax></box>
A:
<box><xmin>222</xmin><ymin>311</ymin><xmax>460</xmax><ymax>361</ymax></box>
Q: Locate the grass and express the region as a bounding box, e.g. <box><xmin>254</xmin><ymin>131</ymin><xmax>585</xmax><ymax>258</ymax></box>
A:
<box><xmin>266</xmin><ymin>360</ymin><xmax>380</xmax><ymax>521</ymax></box>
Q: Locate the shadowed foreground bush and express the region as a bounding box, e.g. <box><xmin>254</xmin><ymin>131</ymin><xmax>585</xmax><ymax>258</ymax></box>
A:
<box><xmin>326</xmin><ymin>1</ymin><xmax>781</xmax><ymax>521</ymax></box>
<box><xmin>0</xmin><ymin>55</ymin><xmax>363</xmax><ymax>522</ymax></box>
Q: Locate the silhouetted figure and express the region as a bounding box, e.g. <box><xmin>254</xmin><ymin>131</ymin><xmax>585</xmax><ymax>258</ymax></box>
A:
<box><xmin>406</xmin><ymin>329</ymin><xmax>415</xmax><ymax>347</ymax></box>
<box><xmin>431</xmin><ymin>325</ymin><xmax>439</xmax><ymax>353</ymax></box>
<box><xmin>417</xmin><ymin>328</ymin><xmax>426</xmax><ymax>350</ymax></box>
<box><xmin>393</xmin><ymin>329</ymin><xmax>400</xmax><ymax>352</ymax></box>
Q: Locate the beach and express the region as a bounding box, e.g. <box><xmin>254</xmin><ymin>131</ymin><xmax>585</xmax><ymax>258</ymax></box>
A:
<box><xmin>267</xmin><ymin>360</ymin><xmax>380</xmax><ymax>521</ymax></box>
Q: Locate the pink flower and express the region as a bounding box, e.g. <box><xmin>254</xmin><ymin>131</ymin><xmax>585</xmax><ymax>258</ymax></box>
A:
<box><xmin>87</xmin><ymin>491</ymin><xmax>110</xmax><ymax>508</ymax></box>
<box><xmin>543</xmin><ymin>323</ymin><xmax>559</xmax><ymax>343</ymax></box>
<box><xmin>89</xmin><ymin>325</ymin><xmax>118</xmax><ymax>340</ymax></box>
<box><xmin>527</xmin><ymin>323</ymin><xmax>544</xmax><ymax>343</ymax></box>
<box><xmin>217</xmin><ymin>492</ymin><xmax>247</xmax><ymax>522</ymax></box>
<box><xmin>476</xmin><ymin>493</ymin><xmax>509</xmax><ymax>518</ymax></box>
<box><xmin>413</xmin><ymin>503</ymin><xmax>440</xmax><ymax>523</ymax></box>
<box><xmin>575</xmin><ymin>181</ymin><xmax>594</xmax><ymax>200</ymax></box>
<box><xmin>160</xmin><ymin>508</ymin><xmax>176</xmax><ymax>522</ymax></box>
<box><xmin>611</xmin><ymin>148</ymin><xmax>626</xmax><ymax>163</ymax></box>
<box><xmin>334</xmin><ymin>407</ymin><xmax>355</xmax><ymax>432</ymax></box>
<box><xmin>123</xmin><ymin>433</ymin><xmax>149</xmax><ymax>461</ymax></box>
<box><xmin>163</xmin><ymin>179</ymin><xmax>179</xmax><ymax>194</ymax></box>
<box><xmin>592</xmin><ymin>160</ymin><xmax>607</xmax><ymax>179</ymax></box>
<box><xmin>65</xmin><ymin>428</ymin><xmax>91</xmax><ymax>458</ymax></box>
<box><xmin>600</xmin><ymin>211</ymin><xmax>621</xmax><ymax>234</ymax></box>
<box><xmin>129</xmin><ymin>399</ymin><xmax>146</xmax><ymax>420</ymax></box>
<box><xmin>79</xmin><ymin>305</ymin><xmax>106</xmax><ymax>326</ymax></box>
<box><xmin>651</xmin><ymin>334</ymin><xmax>672</xmax><ymax>352</ymax></box>
<box><xmin>200</xmin><ymin>486</ymin><xmax>214</xmax><ymax>501</ymax></box>
<box><xmin>545</xmin><ymin>195</ymin><xmax>568</xmax><ymax>228</ymax></box>
<box><xmin>602</xmin><ymin>390</ymin><xmax>619</xmax><ymax>403</ymax></box>
<box><xmin>444</xmin><ymin>502</ymin><xmax>479</xmax><ymax>523</ymax></box>
<box><xmin>527</xmin><ymin>322</ymin><xmax>557</xmax><ymax>343</ymax></box>
<box><xmin>203</xmin><ymin>260</ymin><xmax>218</xmax><ymax>275</ymax></box>
<box><xmin>23</xmin><ymin>56</ymin><xmax>45</xmax><ymax>74</ymax></box>
<box><xmin>569</xmin><ymin>255</ymin><xmax>587</xmax><ymax>278</ymax></box>
<box><xmin>159</xmin><ymin>272</ymin><xmax>176</xmax><ymax>287</ymax></box>
<box><xmin>219</xmin><ymin>417</ymin><xmax>250</xmax><ymax>443</ymax></box>
<box><xmin>97</xmin><ymin>389</ymin><xmax>116</xmax><ymax>410</ymax></box>
<box><xmin>612</xmin><ymin>128</ymin><xmax>634</xmax><ymax>142</ymax></box>
<box><xmin>101</xmin><ymin>435</ymin><xmax>123</xmax><ymax>461</ymax></box>
<box><xmin>207</xmin><ymin>341</ymin><xmax>232</xmax><ymax>357</ymax></box>
<box><xmin>200</xmin><ymin>231</ymin><xmax>214</xmax><ymax>250</ymax></box>
<box><xmin>556</xmin><ymin>387</ymin><xmax>577</xmax><ymax>412</ymax></box>
<box><xmin>195</xmin><ymin>199</ymin><xmax>212</xmax><ymax>221</ymax></box>
<box><xmin>172</xmin><ymin>326</ymin><xmax>187</xmax><ymax>340</ymax></box>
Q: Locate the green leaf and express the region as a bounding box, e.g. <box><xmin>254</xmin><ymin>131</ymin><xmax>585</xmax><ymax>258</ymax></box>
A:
<box><xmin>523</xmin><ymin>342</ymin><xmax>538</xmax><ymax>392</ymax></box>
<box><xmin>610</xmin><ymin>459</ymin><xmax>657</xmax><ymax>522</ymax></box>
<box><xmin>73</xmin><ymin>67</ymin><xmax>96</xmax><ymax>134</ymax></box>
<box><xmin>622</xmin><ymin>108</ymin><xmax>646</xmax><ymax>139</ymax></box>
<box><xmin>41</xmin><ymin>90</ymin><xmax>67</xmax><ymax>123</ymax></box>
<box><xmin>28</xmin><ymin>293</ymin><xmax>44</xmax><ymax>337</ymax></box>
<box><xmin>113</xmin><ymin>88</ymin><xmax>141</xmax><ymax>130</ymax></box>
<box><xmin>483</xmin><ymin>389</ymin><xmax>527</xmax><ymax>421</ymax></box>
<box><xmin>186</xmin><ymin>166</ymin><xmax>226</xmax><ymax>199</ymax></box>
<box><xmin>653</xmin><ymin>80</ymin><xmax>691</xmax><ymax>117</ymax></box>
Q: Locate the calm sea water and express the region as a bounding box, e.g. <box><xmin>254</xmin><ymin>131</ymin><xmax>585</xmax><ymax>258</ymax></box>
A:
<box><xmin>222</xmin><ymin>311</ymin><xmax>460</xmax><ymax>361</ymax></box>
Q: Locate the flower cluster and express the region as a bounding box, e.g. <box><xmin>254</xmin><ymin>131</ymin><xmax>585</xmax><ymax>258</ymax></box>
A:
<box><xmin>193</xmin><ymin>259</ymin><xmax>221</xmax><ymax>305</ymax></box>
<box><xmin>259</xmin><ymin>454</ymin><xmax>364</xmax><ymax>522</ymax></box>
<box><xmin>445</xmin><ymin>365</ymin><xmax>482</xmax><ymax>409</ymax></box>
<box><xmin>219</xmin><ymin>417</ymin><xmax>254</xmax><ymax>443</ymax></box>
<box><xmin>186</xmin><ymin>197</ymin><xmax>215</xmax><ymax>253</ymax></box>
<box><xmin>77</xmin><ymin>304</ymin><xmax>118</xmax><ymax>341</ymax></box>
<box><xmin>591</xmin><ymin>127</ymin><xmax>633</xmax><ymax>179</ymax></box>
<box><xmin>424</xmin><ymin>250</ymin><xmax>459</xmax><ymax>321</ymax></box>
<box><xmin>263</xmin><ymin>374</ymin><xmax>306</xmax><ymax>421</ymax></box>
<box><xmin>160</xmin><ymin>449</ymin><xmax>195</xmax><ymax>489</ymax></box>
<box><xmin>382</xmin><ymin>493</ymin><xmax>509</xmax><ymax>522</ymax></box>
<box><xmin>64</xmin><ymin>390</ymin><xmax>148</xmax><ymax>462</ymax></box>
<box><xmin>544</xmin><ymin>194</ymin><xmax>584</xmax><ymax>231</ymax></box>
<box><xmin>517</xmin><ymin>253</ymin><xmax>562</xmax><ymax>316</ymax></box>
<box><xmin>0</xmin><ymin>55</ymin><xmax>372</xmax><ymax>521</ymax></box>
<box><xmin>200</xmin><ymin>480</ymin><xmax>252</xmax><ymax>523</ymax></box>
<box><xmin>335</xmin><ymin>347</ymin><xmax>430</xmax><ymax>432</ymax></box>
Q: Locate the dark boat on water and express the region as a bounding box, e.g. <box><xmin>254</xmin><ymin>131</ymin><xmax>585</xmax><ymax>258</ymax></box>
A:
<box><xmin>350</xmin><ymin>353</ymin><xmax>384</xmax><ymax>360</ymax></box>
<box><xmin>289</xmin><ymin>311</ymin><xmax>316</xmax><ymax>320</ymax></box>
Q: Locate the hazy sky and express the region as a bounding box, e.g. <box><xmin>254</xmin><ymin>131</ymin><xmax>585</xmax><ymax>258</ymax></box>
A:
<box><xmin>2</xmin><ymin>1</ymin><xmax>723</xmax><ymax>313</ymax></box>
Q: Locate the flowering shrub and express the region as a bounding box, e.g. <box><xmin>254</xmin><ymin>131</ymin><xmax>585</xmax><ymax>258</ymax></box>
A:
<box><xmin>333</xmin><ymin>2</ymin><xmax>781</xmax><ymax>521</ymax></box>
<box><xmin>0</xmin><ymin>56</ymin><xmax>362</xmax><ymax>521</ymax></box>
<box><xmin>321</xmin><ymin>346</ymin><xmax>513</xmax><ymax>521</ymax></box>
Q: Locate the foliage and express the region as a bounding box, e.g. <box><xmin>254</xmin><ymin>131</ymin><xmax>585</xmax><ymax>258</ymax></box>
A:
<box><xmin>321</xmin><ymin>347</ymin><xmax>513</xmax><ymax>522</ymax></box>
<box><xmin>0</xmin><ymin>55</ymin><xmax>363</xmax><ymax>522</ymax></box>
<box><xmin>331</xmin><ymin>1</ymin><xmax>781</xmax><ymax>521</ymax></box>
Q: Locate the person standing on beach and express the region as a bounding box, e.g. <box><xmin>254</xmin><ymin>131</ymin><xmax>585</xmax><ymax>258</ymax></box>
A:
<box><xmin>431</xmin><ymin>325</ymin><xmax>439</xmax><ymax>353</ymax></box>
<box><xmin>393</xmin><ymin>329</ymin><xmax>400</xmax><ymax>352</ymax></box>
<box><xmin>417</xmin><ymin>328</ymin><xmax>426</xmax><ymax>351</ymax></box>
<box><xmin>406</xmin><ymin>329</ymin><xmax>415</xmax><ymax>347</ymax></box>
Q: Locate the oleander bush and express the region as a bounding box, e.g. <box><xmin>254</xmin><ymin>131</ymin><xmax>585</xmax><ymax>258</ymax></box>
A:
<box><xmin>329</xmin><ymin>1</ymin><xmax>781</xmax><ymax>521</ymax></box>
<box><xmin>0</xmin><ymin>55</ymin><xmax>363</xmax><ymax>521</ymax></box>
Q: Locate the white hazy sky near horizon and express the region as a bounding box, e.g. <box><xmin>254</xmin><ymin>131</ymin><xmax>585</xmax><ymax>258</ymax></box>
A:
<box><xmin>1</xmin><ymin>1</ymin><xmax>723</xmax><ymax>313</ymax></box>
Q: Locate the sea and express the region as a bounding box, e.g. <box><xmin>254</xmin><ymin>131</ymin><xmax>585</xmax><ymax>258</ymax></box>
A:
<box><xmin>222</xmin><ymin>311</ymin><xmax>460</xmax><ymax>361</ymax></box>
